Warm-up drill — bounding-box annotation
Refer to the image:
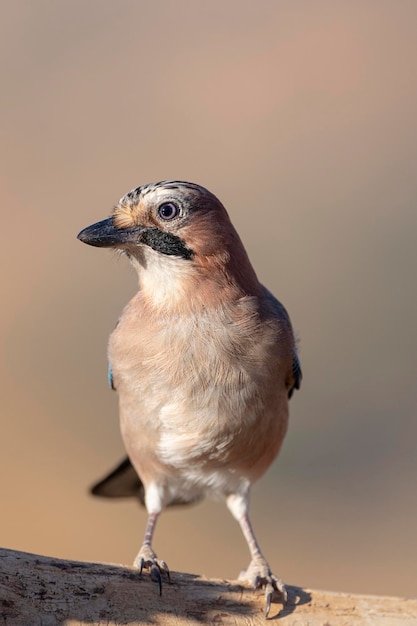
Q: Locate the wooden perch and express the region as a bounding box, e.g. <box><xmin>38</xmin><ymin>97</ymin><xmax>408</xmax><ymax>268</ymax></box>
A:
<box><xmin>0</xmin><ymin>547</ymin><xmax>416</xmax><ymax>625</ymax></box>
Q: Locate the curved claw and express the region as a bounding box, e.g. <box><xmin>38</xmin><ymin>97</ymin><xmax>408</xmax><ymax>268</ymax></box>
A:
<box><xmin>152</xmin><ymin>559</ymin><xmax>170</xmax><ymax>595</ymax></box>
<box><xmin>265</xmin><ymin>583</ymin><xmax>273</xmax><ymax>618</ymax></box>
<box><xmin>264</xmin><ymin>577</ymin><xmax>287</xmax><ymax>618</ymax></box>
<box><xmin>159</xmin><ymin>559</ymin><xmax>171</xmax><ymax>581</ymax></box>
<box><xmin>138</xmin><ymin>556</ymin><xmax>145</xmax><ymax>576</ymax></box>
<box><xmin>239</xmin><ymin>559</ymin><xmax>287</xmax><ymax>618</ymax></box>
<box><xmin>134</xmin><ymin>548</ymin><xmax>170</xmax><ymax>595</ymax></box>
<box><xmin>278</xmin><ymin>580</ymin><xmax>288</xmax><ymax>605</ymax></box>
<box><xmin>150</xmin><ymin>564</ymin><xmax>162</xmax><ymax>596</ymax></box>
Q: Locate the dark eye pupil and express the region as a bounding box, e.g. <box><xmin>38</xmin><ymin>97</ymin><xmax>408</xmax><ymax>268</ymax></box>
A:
<box><xmin>159</xmin><ymin>203</ymin><xmax>178</xmax><ymax>220</ymax></box>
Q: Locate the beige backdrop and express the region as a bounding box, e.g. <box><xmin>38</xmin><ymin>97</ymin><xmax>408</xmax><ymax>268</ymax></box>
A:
<box><xmin>1</xmin><ymin>1</ymin><xmax>416</xmax><ymax>599</ymax></box>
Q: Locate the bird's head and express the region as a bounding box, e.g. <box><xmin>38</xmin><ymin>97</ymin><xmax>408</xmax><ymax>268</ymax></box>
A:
<box><xmin>78</xmin><ymin>181</ymin><xmax>260</xmax><ymax>308</ymax></box>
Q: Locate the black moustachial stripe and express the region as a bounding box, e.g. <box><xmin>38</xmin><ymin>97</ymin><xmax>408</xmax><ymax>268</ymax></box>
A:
<box><xmin>141</xmin><ymin>228</ymin><xmax>193</xmax><ymax>260</ymax></box>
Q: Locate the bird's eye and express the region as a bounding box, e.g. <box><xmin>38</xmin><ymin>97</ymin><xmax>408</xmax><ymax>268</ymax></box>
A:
<box><xmin>158</xmin><ymin>202</ymin><xmax>179</xmax><ymax>221</ymax></box>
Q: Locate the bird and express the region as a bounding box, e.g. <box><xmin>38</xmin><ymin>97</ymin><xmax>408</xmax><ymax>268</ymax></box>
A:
<box><xmin>77</xmin><ymin>181</ymin><xmax>301</xmax><ymax>617</ymax></box>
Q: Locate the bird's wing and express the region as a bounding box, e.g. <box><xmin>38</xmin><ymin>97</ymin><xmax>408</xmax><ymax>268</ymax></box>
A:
<box><xmin>90</xmin><ymin>456</ymin><xmax>146</xmax><ymax>502</ymax></box>
<box><xmin>90</xmin><ymin>456</ymin><xmax>203</xmax><ymax>507</ymax></box>
<box><xmin>287</xmin><ymin>353</ymin><xmax>302</xmax><ymax>399</ymax></box>
<box><xmin>261</xmin><ymin>286</ymin><xmax>302</xmax><ymax>399</ymax></box>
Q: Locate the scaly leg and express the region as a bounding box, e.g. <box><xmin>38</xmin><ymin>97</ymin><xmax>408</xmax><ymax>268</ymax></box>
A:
<box><xmin>227</xmin><ymin>492</ymin><xmax>287</xmax><ymax>617</ymax></box>
<box><xmin>133</xmin><ymin>511</ymin><xmax>170</xmax><ymax>594</ymax></box>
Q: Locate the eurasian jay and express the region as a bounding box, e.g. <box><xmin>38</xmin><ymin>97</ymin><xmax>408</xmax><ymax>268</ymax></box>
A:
<box><xmin>77</xmin><ymin>181</ymin><xmax>301</xmax><ymax>617</ymax></box>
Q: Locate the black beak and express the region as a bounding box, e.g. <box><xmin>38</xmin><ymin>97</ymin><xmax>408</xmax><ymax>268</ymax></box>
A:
<box><xmin>77</xmin><ymin>218</ymin><xmax>144</xmax><ymax>248</ymax></box>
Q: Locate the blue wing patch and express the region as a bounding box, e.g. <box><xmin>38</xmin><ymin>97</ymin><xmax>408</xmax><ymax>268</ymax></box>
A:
<box><xmin>108</xmin><ymin>362</ymin><xmax>115</xmax><ymax>390</ymax></box>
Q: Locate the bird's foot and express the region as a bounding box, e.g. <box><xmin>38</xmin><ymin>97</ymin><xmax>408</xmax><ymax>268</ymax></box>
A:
<box><xmin>239</xmin><ymin>557</ymin><xmax>287</xmax><ymax>618</ymax></box>
<box><xmin>133</xmin><ymin>544</ymin><xmax>170</xmax><ymax>595</ymax></box>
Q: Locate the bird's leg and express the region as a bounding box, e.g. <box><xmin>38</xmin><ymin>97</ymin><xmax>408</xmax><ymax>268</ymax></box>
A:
<box><xmin>133</xmin><ymin>511</ymin><xmax>170</xmax><ymax>594</ymax></box>
<box><xmin>227</xmin><ymin>493</ymin><xmax>287</xmax><ymax>617</ymax></box>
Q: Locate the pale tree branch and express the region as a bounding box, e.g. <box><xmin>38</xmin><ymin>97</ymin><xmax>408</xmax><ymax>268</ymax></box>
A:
<box><xmin>0</xmin><ymin>548</ymin><xmax>415</xmax><ymax>625</ymax></box>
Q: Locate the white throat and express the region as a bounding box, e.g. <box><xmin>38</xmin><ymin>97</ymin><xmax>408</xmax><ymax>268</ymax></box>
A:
<box><xmin>129</xmin><ymin>245</ymin><xmax>196</xmax><ymax>309</ymax></box>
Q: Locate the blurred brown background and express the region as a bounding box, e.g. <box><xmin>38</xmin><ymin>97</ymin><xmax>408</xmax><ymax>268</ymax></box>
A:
<box><xmin>1</xmin><ymin>0</ymin><xmax>416</xmax><ymax>599</ymax></box>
